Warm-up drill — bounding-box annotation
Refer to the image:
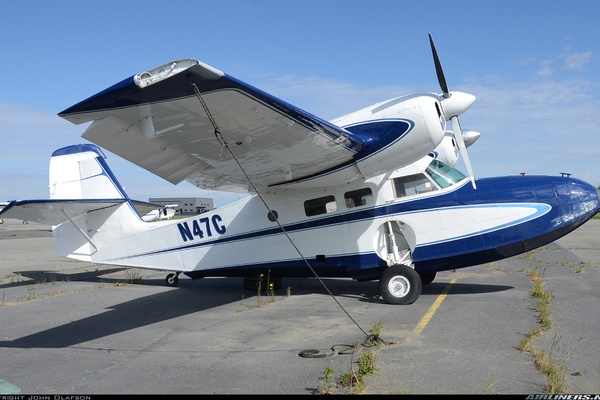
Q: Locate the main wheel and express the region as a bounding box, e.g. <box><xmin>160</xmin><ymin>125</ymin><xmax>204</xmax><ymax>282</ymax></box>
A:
<box><xmin>418</xmin><ymin>271</ymin><xmax>436</xmax><ymax>285</ymax></box>
<box><xmin>379</xmin><ymin>264</ymin><xmax>422</xmax><ymax>305</ymax></box>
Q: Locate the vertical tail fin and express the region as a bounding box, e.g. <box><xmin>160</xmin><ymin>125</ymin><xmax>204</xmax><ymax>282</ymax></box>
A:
<box><xmin>50</xmin><ymin>144</ymin><xmax>129</xmax><ymax>200</ymax></box>
<box><xmin>47</xmin><ymin>145</ymin><xmax>150</xmax><ymax>261</ymax></box>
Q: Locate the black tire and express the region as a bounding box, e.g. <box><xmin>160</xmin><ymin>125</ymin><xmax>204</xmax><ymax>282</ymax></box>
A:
<box><xmin>379</xmin><ymin>264</ymin><xmax>422</xmax><ymax>305</ymax></box>
<box><xmin>418</xmin><ymin>271</ymin><xmax>436</xmax><ymax>285</ymax></box>
<box><xmin>165</xmin><ymin>273</ymin><xmax>179</xmax><ymax>287</ymax></box>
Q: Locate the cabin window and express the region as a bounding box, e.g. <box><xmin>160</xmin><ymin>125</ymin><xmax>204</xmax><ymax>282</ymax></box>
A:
<box><xmin>304</xmin><ymin>195</ymin><xmax>337</xmax><ymax>216</ymax></box>
<box><xmin>393</xmin><ymin>174</ymin><xmax>438</xmax><ymax>198</ymax></box>
<box><xmin>344</xmin><ymin>188</ymin><xmax>373</xmax><ymax>208</ymax></box>
<box><xmin>426</xmin><ymin>159</ymin><xmax>467</xmax><ymax>188</ymax></box>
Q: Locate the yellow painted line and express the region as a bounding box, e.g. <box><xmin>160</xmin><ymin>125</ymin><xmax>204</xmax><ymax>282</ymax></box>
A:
<box><xmin>405</xmin><ymin>278</ymin><xmax>457</xmax><ymax>343</ymax></box>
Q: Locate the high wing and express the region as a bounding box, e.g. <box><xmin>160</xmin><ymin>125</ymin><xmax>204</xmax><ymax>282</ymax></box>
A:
<box><xmin>59</xmin><ymin>59</ymin><xmax>363</xmax><ymax>193</ymax></box>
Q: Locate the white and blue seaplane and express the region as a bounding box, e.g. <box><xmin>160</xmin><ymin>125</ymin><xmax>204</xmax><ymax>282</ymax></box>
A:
<box><xmin>2</xmin><ymin>35</ymin><xmax>598</xmax><ymax>304</ymax></box>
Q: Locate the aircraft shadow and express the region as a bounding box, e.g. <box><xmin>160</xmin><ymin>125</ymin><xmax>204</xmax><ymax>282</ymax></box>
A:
<box><xmin>0</xmin><ymin>276</ymin><xmax>513</xmax><ymax>349</ymax></box>
<box><xmin>346</xmin><ymin>281</ymin><xmax>513</xmax><ymax>304</ymax></box>
<box><xmin>0</xmin><ymin>268</ymin><xmax>130</xmax><ymax>290</ymax></box>
<box><xmin>421</xmin><ymin>281</ymin><xmax>513</xmax><ymax>296</ymax></box>
<box><xmin>260</xmin><ymin>277</ymin><xmax>513</xmax><ymax>305</ymax></box>
<box><xmin>0</xmin><ymin>278</ymin><xmax>247</xmax><ymax>349</ymax></box>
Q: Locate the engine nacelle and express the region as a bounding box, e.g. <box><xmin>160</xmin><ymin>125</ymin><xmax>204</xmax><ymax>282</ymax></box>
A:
<box><xmin>334</xmin><ymin>93</ymin><xmax>448</xmax><ymax>180</ymax></box>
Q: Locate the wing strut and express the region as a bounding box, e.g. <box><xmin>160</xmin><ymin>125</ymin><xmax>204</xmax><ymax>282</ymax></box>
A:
<box><xmin>61</xmin><ymin>209</ymin><xmax>99</xmax><ymax>253</ymax></box>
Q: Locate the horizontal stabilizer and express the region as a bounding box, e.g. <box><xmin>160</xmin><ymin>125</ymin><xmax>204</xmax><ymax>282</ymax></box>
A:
<box><xmin>1</xmin><ymin>143</ymin><xmax>173</xmax><ymax>227</ymax></box>
<box><xmin>0</xmin><ymin>199</ymin><xmax>126</xmax><ymax>226</ymax></box>
<box><xmin>0</xmin><ymin>199</ymin><xmax>165</xmax><ymax>226</ymax></box>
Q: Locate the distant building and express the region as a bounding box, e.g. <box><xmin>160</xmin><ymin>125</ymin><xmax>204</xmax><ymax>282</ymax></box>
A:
<box><xmin>149</xmin><ymin>197</ymin><xmax>213</xmax><ymax>215</ymax></box>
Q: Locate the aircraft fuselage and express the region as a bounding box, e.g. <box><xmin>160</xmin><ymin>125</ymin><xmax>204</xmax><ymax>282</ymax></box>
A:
<box><xmin>58</xmin><ymin>156</ymin><xmax>598</xmax><ymax>285</ymax></box>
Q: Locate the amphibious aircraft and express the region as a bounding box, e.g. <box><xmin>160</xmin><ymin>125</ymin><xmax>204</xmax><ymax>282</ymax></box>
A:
<box><xmin>1</xmin><ymin>34</ymin><xmax>598</xmax><ymax>304</ymax></box>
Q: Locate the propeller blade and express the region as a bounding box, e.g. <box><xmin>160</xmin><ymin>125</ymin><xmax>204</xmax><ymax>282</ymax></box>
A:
<box><xmin>451</xmin><ymin>116</ymin><xmax>476</xmax><ymax>189</ymax></box>
<box><xmin>429</xmin><ymin>33</ymin><xmax>477</xmax><ymax>189</ymax></box>
<box><xmin>428</xmin><ymin>33</ymin><xmax>450</xmax><ymax>98</ymax></box>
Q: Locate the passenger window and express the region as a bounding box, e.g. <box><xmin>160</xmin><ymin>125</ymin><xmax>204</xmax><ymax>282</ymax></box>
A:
<box><xmin>304</xmin><ymin>195</ymin><xmax>337</xmax><ymax>216</ymax></box>
<box><xmin>393</xmin><ymin>174</ymin><xmax>437</xmax><ymax>198</ymax></box>
<box><xmin>344</xmin><ymin>188</ymin><xmax>373</xmax><ymax>208</ymax></box>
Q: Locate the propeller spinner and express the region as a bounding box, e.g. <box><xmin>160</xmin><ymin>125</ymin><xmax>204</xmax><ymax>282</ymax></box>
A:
<box><xmin>428</xmin><ymin>32</ymin><xmax>477</xmax><ymax>189</ymax></box>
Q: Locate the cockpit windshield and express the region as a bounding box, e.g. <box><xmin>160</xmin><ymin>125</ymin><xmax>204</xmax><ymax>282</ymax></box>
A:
<box><xmin>426</xmin><ymin>159</ymin><xmax>467</xmax><ymax>188</ymax></box>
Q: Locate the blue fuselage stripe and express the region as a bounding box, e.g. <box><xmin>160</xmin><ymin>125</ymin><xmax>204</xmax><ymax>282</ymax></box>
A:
<box><xmin>119</xmin><ymin>175</ymin><xmax>599</xmax><ymax>279</ymax></box>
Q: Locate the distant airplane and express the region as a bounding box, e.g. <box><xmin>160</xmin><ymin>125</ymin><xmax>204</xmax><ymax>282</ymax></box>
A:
<box><xmin>141</xmin><ymin>204</ymin><xmax>178</xmax><ymax>222</ymax></box>
<box><xmin>0</xmin><ymin>201</ymin><xmax>8</xmax><ymax>224</ymax></box>
<box><xmin>1</xmin><ymin>34</ymin><xmax>598</xmax><ymax>304</ymax></box>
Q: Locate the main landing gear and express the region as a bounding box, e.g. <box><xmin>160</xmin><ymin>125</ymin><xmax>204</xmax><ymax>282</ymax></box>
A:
<box><xmin>379</xmin><ymin>265</ymin><xmax>438</xmax><ymax>305</ymax></box>
<box><xmin>379</xmin><ymin>264</ymin><xmax>422</xmax><ymax>305</ymax></box>
<box><xmin>418</xmin><ymin>271</ymin><xmax>436</xmax><ymax>285</ymax></box>
<box><xmin>165</xmin><ymin>272</ymin><xmax>180</xmax><ymax>287</ymax></box>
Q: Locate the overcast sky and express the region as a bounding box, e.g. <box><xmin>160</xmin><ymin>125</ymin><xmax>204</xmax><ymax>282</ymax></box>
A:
<box><xmin>1</xmin><ymin>0</ymin><xmax>598</xmax><ymax>206</ymax></box>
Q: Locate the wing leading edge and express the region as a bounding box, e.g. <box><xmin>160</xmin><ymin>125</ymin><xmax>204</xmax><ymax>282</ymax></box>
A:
<box><xmin>59</xmin><ymin>59</ymin><xmax>363</xmax><ymax>192</ymax></box>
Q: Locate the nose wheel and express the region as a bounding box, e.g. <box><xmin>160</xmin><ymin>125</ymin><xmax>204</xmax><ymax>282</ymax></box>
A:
<box><xmin>165</xmin><ymin>272</ymin><xmax>181</xmax><ymax>287</ymax></box>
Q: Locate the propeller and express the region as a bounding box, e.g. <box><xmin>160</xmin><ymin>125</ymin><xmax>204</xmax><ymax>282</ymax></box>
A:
<box><xmin>428</xmin><ymin>32</ymin><xmax>477</xmax><ymax>189</ymax></box>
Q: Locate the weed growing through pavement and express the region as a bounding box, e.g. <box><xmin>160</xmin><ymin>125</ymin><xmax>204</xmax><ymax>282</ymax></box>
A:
<box><xmin>125</xmin><ymin>268</ymin><xmax>143</xmax><ymax>284</ymax></box>
<box><xmin>26</xmin><ymin>287</ymin><xmax>36</xmax><ymax>301</ymax></box>
<box><xmin>256</xmin><ymin>270</ymin><xmax>277</xmax><ymax>307</ymax></box>
<box><xmin>320</xmin><ymin>366</ymin><xmax>337</xmax><ymax>395</ymax></box>
<box><xmin>318</xmin><ymin>321</ymin><xmax>384</xmax><ymax>394</ymax></box>
<box><xmin>517</xmin><ymin>263</ymin><xmax>566</xmax><ymax>394</ymax></box>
